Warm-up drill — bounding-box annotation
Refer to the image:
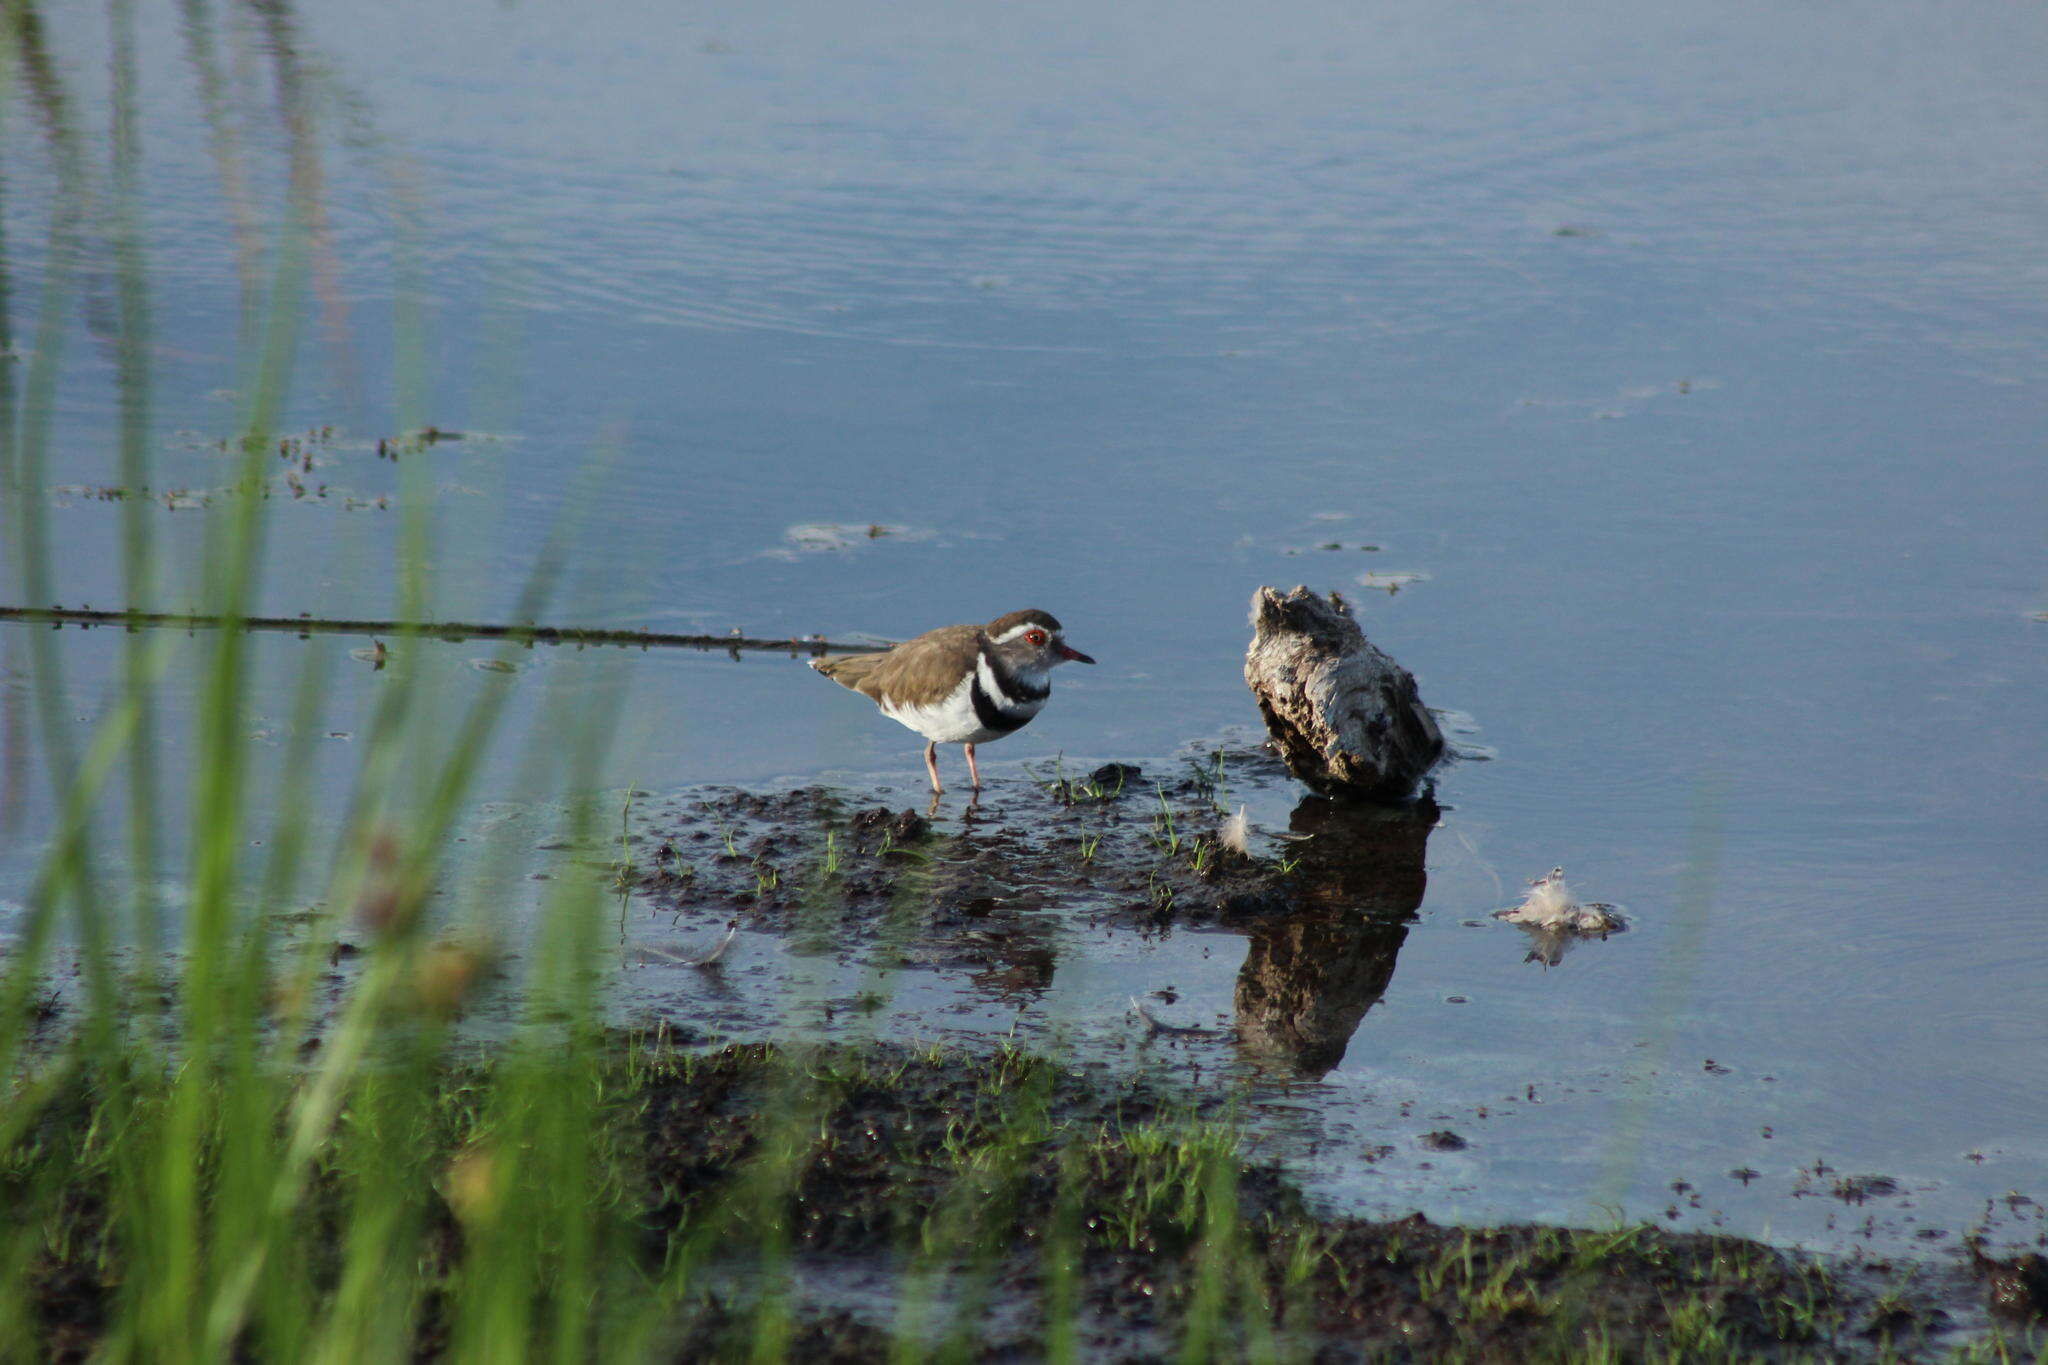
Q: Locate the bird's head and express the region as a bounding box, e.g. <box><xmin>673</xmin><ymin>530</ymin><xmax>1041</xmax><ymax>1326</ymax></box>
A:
<box><xmin>983</xmin><ymin>608</ymin><xmax>1094</xmax><ymax>673</ymax></box>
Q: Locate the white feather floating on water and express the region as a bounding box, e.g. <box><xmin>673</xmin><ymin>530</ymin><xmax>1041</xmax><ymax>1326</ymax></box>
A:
<box><xmin>1128</xmin><ymin>996</ymin><xmax>1220</xmax><ymax>1037</ymax></box>
<box><xmin>1494</xmin><ymin>867</ymin><xmax>1625</xmax><ymax>935</ymax></box>
<box><xmin>632</xmin><ymin>922</ymin><xmax>742</xmax><ymax>969</ymax></box>
<box><xmin>1214</xmin><ymin>806</ymin><xmax>1310</xmax><ymax>858</ymax></box>
<box><xmin>1218</xmin><ymin>806</ymin><xmax>1252</xmax><ymax>858</ymax></box>
<box><xmin>683</xmin><ymin>920</ymin><xmax>740</xmax><ymax>968</ymax></box>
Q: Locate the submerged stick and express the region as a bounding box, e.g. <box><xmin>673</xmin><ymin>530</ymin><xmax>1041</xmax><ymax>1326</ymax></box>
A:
<box><xmin>0</xmin><ymin>605</ymin><xmax>890</xmax><ymax>657</ymax></box>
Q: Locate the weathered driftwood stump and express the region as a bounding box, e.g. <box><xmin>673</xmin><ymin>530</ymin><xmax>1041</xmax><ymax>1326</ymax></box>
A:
<box><xmin>1244</xmin><ymin>585</ymin><xmax>1443</xmax><ymax>801</ymax></box>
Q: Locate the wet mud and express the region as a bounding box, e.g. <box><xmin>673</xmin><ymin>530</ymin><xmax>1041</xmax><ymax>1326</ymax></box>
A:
<box><xmin>15</xmin><ymin>758</ymin><xmax>2035</xmax><ymax>1357</ymax></box>
<box><xmin>13</xmin><ymin>1037</ymin><xmax>1996</xmax><ymax>1362</ymax></box>
<box><xmin>596</xmin><ymin>755</ymin><xmax>2046</xmax><ymax>1353</ymax></box>
<box><xmin>632</xmin><ymin>1044</ymin><xmax>1975</xmax><ymax>1361</ymax></box>
<box><xmin>622</xmin><ymin>751</ymin><xmax>1437</xmax><ymax>1078</ymax></box>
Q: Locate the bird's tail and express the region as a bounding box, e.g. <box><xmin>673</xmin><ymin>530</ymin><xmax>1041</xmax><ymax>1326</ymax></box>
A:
<box><xmin>810</xmin><ymin>653</ymin><xmax>878</xmax><ymax>689</ymax></box>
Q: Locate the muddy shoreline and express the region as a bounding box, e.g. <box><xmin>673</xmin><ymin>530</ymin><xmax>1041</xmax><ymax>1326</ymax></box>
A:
<box><xmin>20</xmin><ymin>1032</ymin><xmax>2020</xmax><ymax>1361</ymax></box>
<box><xmin>14</xmin><ymin>759</ymin><xmax>2043</xmax><ymax>1359</ymax></box>
<box><xmin>621</xmin><ymin>752</ymin><xmax>1450</xmax><ymax>1078</ymax></box>
<box><xmin>595</xmin><ymin>760</ymin><xmax>2042</xmax><ymax>1355</ymax></box>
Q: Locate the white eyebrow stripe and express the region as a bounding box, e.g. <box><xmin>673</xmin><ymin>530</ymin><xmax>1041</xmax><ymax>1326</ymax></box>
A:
<box><xmin>990</xmin><ymin>622</ymin><xmax>1052</xmax><ymax>644</ymax></box>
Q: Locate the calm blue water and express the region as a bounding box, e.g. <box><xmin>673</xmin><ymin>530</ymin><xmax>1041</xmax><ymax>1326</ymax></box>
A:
<box><xmin>3</xmin><ymin>0</ymin><xmax>2044</xmax><ymax>1260</ymax></box>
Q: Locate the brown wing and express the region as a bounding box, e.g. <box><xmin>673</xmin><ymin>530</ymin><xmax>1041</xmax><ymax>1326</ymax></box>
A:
<box><xmin>812</xmin><ymin>623</ymin><xmax>982</xmax><ymax>707</ymax></box>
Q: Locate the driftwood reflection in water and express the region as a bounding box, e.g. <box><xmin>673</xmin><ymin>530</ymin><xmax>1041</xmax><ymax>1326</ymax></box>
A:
<box><xmin>1234</xmin><ymin>795</ymin><xmax>1437</xmax><ymax>1078</ymax></box>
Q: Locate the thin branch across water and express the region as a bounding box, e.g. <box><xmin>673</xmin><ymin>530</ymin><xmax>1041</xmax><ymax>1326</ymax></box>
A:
<box><xmin>0</xmin><ymin>605</ymin><xmax>890</xmax><ymax>657</ymax></box>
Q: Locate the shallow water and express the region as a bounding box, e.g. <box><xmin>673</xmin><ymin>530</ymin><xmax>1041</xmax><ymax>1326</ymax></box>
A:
<box><xmin>4</xmin><ymin>0</ymin><xmax>2046</xmax><ymax>1264</ymax></box>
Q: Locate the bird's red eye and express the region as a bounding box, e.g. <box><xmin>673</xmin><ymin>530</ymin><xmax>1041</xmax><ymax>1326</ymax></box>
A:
<box><xmin>1027</xmin><ymin>629</ymin><xmax>1048</xmax><ymax>646</ymax></box>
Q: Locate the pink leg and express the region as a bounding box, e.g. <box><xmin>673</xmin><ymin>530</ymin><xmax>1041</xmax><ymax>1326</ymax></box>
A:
<box><xmin>964</xmin><ymin>742</ymin><xmax>983</xmax><ymax>789</ymax></box>
<box><xmin>924</xmin><ymin>741</ymin><xmax>943</xmax><ymax>794</ymax></box>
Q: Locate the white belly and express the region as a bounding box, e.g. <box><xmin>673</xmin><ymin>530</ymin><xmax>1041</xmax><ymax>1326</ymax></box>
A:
<box><xmin>880</xmin><ymin>666</ymin><xmax>1045</xmax><ymax>744</ymax></box>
